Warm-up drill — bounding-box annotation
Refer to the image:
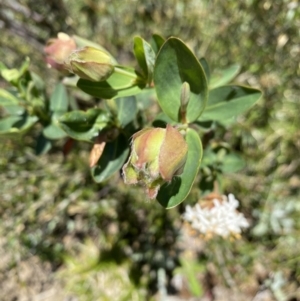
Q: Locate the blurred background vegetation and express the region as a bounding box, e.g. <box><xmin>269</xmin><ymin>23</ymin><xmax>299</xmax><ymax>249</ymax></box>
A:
<box><xmin>0</xmin><ymin>0</ymin><xmax>300</xmax><ymax>300</ymax></box>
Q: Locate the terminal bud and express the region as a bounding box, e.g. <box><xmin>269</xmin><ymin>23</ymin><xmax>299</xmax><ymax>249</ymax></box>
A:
<box><xmin>122</xmin><ymin>124</ymin><xmax>188</xmax><ymax>199</ymax></box>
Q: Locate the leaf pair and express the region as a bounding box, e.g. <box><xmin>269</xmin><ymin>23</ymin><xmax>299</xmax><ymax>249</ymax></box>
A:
<box><xmin>154</xmin><ymin>39</ymin><xmax>262</xmax><ymax>125</ymax></box>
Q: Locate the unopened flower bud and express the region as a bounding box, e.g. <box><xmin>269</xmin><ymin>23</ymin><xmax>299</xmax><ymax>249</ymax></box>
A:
<box><xmin>65</xmin><ymin>46</ymin><xmax>115</xmax><ymax>82</ymax></box>
<box><xmin>180</xmin><ymin>82</ymin><xmax>190</xmax><ymax>123</ymax></box>
<box><xmin>122</xmin><ymin>124</ymin><xmax>188</xmax><ymax>199</ymax></box>
<box><xmin>180</xmin><ymin>82</ymin><xmax>190</xmax><ymax>109</ymax></box>
<box><xmin>44</xmin><ymin>33</ymin><xmax>77</xmax><ymax>72</ymax></box>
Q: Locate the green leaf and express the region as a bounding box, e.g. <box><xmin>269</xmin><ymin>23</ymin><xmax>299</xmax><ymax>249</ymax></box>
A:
<box><xmin>210</xmin><ymin>64</ymin><xmax>241</xmax><ymax>89</ymax></box>
<box><xmin>199</xmin><ymin>57</ymin><xmax>210</xmax><ymax>83</ymax></box>
<box><xmin>221</xmin><ymin>153</ymin><xmax>245</xmax><ymax>173</ymax></box>
<box><xmin>133</xmin><ymin>36</ymin><xmax>155</xmax><ymax>84</ymax></box>
<box><xmin>135</xmin><ymin>88</ymin><xmax>156</xmax><ymax>110</ymax></box>
<box><xmin>50</xmin><ymin>83</ymin><xmax>69</xmax><ymax>113</ymax></box>
<box><xmin>77</xmin><ymin>66</ymin><xmax>145</xmax><ymax>99</ymax></box>
<box><xmin>199</xmin><ymin>85</ymin><xmax>262</xmax><ymax>121</ymax></box>
<box><xmin>46</xmin><ymin>83</ymin><xmax>69</xmax><ymax>140</ymax></box>
<box><xmin>157</xmin><ymin>128</ymin><xmax>202</xmax><ymax>208</ymax></box>
<box><xmin>105</xmin><ymin>96</ymin><xmax>137</xmax><ymax>127</ymax></box>
<box><xmin>201</xmin><ymin>148</ymin><xmax>217</xmax><ymax>167</ymax></box>
<box><xmin>19</xmin><ymin>57</ymin><xmax>30</xmax><ymax>77</ymax></box>
<box><xmin>0</xmin><ymin>116</ymin><xmax>22</xmax><ymax>132</ymax></box>
<box><xmin>1</xmin><ymin>69</ymin><xmax>20</xmax><ymax>84</ymax></box>
<box><xmin>116</xmin><ymin>96</ymin><xmax>138</xmax><ymax>127</ymax></box>
<box><xmin>0</xmin><ymin>89</ymin><xmax>25</xmax><ymax>115</ymax></box>
<box><xmin>153</xmin><ymin>37</ymin><xmax>208</xmax><ymax>123</ymax></box>
<box><xmin>91</xmin><ymin>134</ymin><xmax>129</xmax><ymax>183</ymax></box>
<box><xmin>58</xmin><ymin>108</ymin><xmax>111</xmax><ymax>142</ymax></box>
<box><xmin>43</xmin><ymin>122</ymin><xmax>67</xmax><ymax>140</ymax></box>
<box><xmin>216</xmin><ymin>116</ymin><xmax>236</xmax><ymax>127</ymax></box>
<box><xmin>1</xmin><ymin>58</ymin><xmax>30</xmax><ymax>85</ymax></box>
<box><xmin>31</xmin><ymin>72</ymin><xmax>45</xmax><ymax>92</ymax></box>
<box><xmin>36</xmin><ymin>133</ymin><xmax>52</xmax><ymax>155</ymax></box>
<box><xmin>0</xmin><ymin>114</ymin><xmax>38</xmax><ymax>136</ymax></box>
<box><xmin>150</xmin><ymin>34</ymin><xmax>165</xmax><ymax>54</ymax></box>
<box><xmin>193</xmin><ymin>120</ymin><xmax>214</xmax><ymax>132</ymax></box>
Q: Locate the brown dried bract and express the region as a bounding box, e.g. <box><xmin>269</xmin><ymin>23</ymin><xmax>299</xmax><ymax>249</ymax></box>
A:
<box><xmin>89</xmin><ymin>134</ymin><xmax>107</xmax><ymax>168</ymax></box>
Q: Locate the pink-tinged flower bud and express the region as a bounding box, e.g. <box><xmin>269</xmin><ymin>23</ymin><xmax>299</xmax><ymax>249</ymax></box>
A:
<box><xmin>122</xmin><ymin>124</ymin><xmax>188</xmax><ymax>199</ymax></box>
<box><xmin>44</xmin><ymin>33</ymin><xmax>77</xmax><ymax>72</ymax></box>
<box><xmin>65</xmin><ymin>46</ymin><xmax>115</xmax><ymax>82</ymax></box>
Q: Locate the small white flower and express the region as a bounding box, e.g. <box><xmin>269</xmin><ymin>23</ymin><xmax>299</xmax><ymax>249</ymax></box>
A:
<box><xmin>182</xmin><ymin>194</ymin><xmax>249</xmax><ymax>239</ymax></box>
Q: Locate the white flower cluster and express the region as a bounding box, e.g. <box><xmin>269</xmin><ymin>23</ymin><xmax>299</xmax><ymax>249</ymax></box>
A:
<box><xmin>183</xmin><ymin>194</ymin><xmax>249</xmax><ymax>238</ymax></box>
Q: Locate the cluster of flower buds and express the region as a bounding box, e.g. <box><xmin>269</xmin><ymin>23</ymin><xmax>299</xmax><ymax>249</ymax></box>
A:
<box><xmin>183</xmin><ymin>193</ymin><xmax>249</xmax><ymax>239</ymax></box>
<box><xmin>122</xmin><ymin>125</ymin><xmax>188</xmax><ymax>199</ymax></box>
<box><xmin>44</xmin><ymin>33</ymin><xmax>115</xmax><ymax>82</ymax></box>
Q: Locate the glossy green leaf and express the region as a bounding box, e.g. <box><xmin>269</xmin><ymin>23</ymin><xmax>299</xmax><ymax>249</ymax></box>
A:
<box><xmin>199</xmin><ymin>85</ymin><xmax>262</xmax><ymax>121</ymax></box>
<box><xmin>0</xmin><ymin>115</ymin><xmax>38</xmax><ymax>136</ymax></box>
<box><xmin>49</xmin><ymin>83</ymin><xmax>69</xmax><ymax>113</ymax></box>
<box><xmin>0</xmin><ymin>89</ymin><xmax>24</xmax><ymax>115</ymax></box>
<box><xmin>58</xmin><ymin>108</ymin><xmax>111</xmax><ymax>142</ymax></box>
<box><xmin>210</xmin><ymin>64</ymin><xmax>241</xmax><ymax>89</ymax></box>
<box><xmin>199</xmin><ymin>57</ymin><xmax>210</xmax><ymax>83</ymax></box>
<box><xmin>150</xmin><ymin>34</ymin><xmax>165</xmax><ymax>54</ymax></box>
<box><xmin>116</xmin><ymin>96</ymin><xmax>138</xmax><ymax>127</ymax></box>
<box><xmin>157</xmin><ymin>128</ymin><xmax>202</xmax><ymax>208</ymax></box>
<box><xmin>91</xmin><ymin>134</ymin><xmax>129</xmax><ymax>183</ymax></box>
<box><xmin>153</xmin><ymin>38</ymin><xmax>208</xmax><ymax>123</ymax></box>
<box><xmin>133</xmin><ymin>36</ymin><xmax>155</xmax><ymax>84</ymax></box>
<box><xmin>77</xmin><ymin>66</ymin><xmax>145</xmax><ymax>99</ymax></box>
